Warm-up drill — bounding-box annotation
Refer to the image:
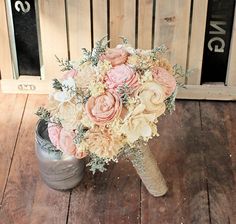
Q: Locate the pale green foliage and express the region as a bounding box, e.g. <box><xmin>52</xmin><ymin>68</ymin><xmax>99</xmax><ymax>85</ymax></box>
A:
<box><xmin>55</xmin><ymin>55</ymin><xmax>73</xmax><ymax>71</ymax></box>
<box><xmin>73</xmin><ymin>124</ymin><xmax>88</xmax><ymax>145</ymax></box>
<box><xmin>165</xmin><ymin>88</ymin><xmax>178</xmax><ymax>114</ymax></box>
<box><xmin>86</xmin><ymin>154</ymin><xmax>112</xmax><ymax>174</ymax></box>
<box><xmin>52</xmin><ymin>78</ymin><xmax>63</xmax><ymax>91</ymax></box>
<box><xmin>80</xmin><ymin>36</ymin><xmax>110</xmax><ymax>66</ymax></box>
<box><xmin>35</xmin><ymin>107</ymin><xmax>51</xmax><ymax>122</ymax></box>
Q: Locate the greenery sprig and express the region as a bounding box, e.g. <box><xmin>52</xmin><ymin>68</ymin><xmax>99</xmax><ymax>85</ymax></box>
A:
<box><xmin>55</xmin><ymin>55</ymin><xmax>73</xmax><ymax>71</ymax></box>
<box><xmin>117</xmin><ymin>83</ymin><xmax>131</xmax><ymax>105</ymax></box>
<box><xmin>165</xmin><ymin>88</ymin><xmax>178</xmax><ymax>113</ymax></box>
<box><xmin>80</xmin><ymin>36</ymin><xmax>109</xmax><ymax>66</ymax></box>
<box><xmin>35</xmin><ymin>107</ymin><xmax>51</xmax><ymax>122</ymax></box>
<box><xmin>52</xmin><ymin>78</ymin><xmax>63</xmax><ymax>91</ymax></box>
<box><xmin>86</xmin><ymin>154</ymin><xmax>112</xmax><ymax>174</ymax></box>
<box><xmin>74</xmin><ymin>124</ymin><xmax>88</xmax><ymax>145</ymax></box>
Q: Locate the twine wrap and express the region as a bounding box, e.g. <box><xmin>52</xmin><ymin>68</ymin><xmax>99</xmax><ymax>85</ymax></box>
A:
<box><xmin>127</xmin><ymin>143</ymin><xmax>168</xmax><ymax>197</ymax></box>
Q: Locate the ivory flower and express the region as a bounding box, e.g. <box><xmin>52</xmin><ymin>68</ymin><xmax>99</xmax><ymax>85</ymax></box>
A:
<box><xmin>137</xmin><ymin>82</ymin><xmax>166</xmax><ymax>117</ymax></box>
<box><xmin>85</xmin><ymin>90</ymin><xmax>122</xmax><ymax>125</ymax></box>
<box><xmin>152</xmin><ymin>67</ymin><xmax>176</xmax><ymax>97</ymax></box>
<box><xmin>57</xmin><ymin>101</ymin><xmax>83</xmax><ymax>130</ymax></box>
<box><xmin>53</xmin><ymin>77</ymin><xmax>76</xmax><ymax>102</ymax></box>
<box><xmin>121</xmin><ymin>104</ymin><xmax>158</xmax><ymax>143</ymax></box>
<box><xmin>85</xmin><ymin>126</ymin><xmax>124</xmax><ymax>158</ymax></box>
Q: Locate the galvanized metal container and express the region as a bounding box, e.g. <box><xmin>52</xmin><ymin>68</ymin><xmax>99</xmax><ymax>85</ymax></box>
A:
<box><xmin>35</xmin><ymin>120</ymin><xmax>84</xmax><ymax>190</ymax></box>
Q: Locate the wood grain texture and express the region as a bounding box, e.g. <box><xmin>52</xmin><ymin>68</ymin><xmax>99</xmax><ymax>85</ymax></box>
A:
<box><xmin>187</xmin><ymin>0</ymin><xmax>208</xmax><ymax>85</ymax></box>
<box><xmin>137</xmin><ymin>0</ymin><xmax>153</xmax><ymax>49</ymax></box>
<box><xmin>0</xmin><ymin>95</ymin><xmax>70</xmax><ymax>224</ymax></box>
<box><xmin>37</xmin><ymin>0</ymin><xmax>68</xmax><ymax>79</ymax></box>
<box><xmin>0</xmin><ymin>0</ymin><xmax>13</xmax><ymax>79</ymax></box>
<box><xmin>200</xmin><ymin>102</ymin><xmax>236</xmax><ymax>224</ymax></box>
<box><xmin>141</xmin><ymin>102</ymin><xmax>210</xmax><ymax>224</ymax></box>
<box><xmin>68</xmin><ymin>160</ymin><xmax>141</xmax><ymax>224</ymax></box>
<box><xmin>93</xmin><ymin>0</ymin><xmax>108</xmax><ymax>45</ymax></box>
<box><xmin>110</xmin><ymin>0</ymin><xmax>136</xmax><ymax>47</ymax></box>
<box><xmin>0</xmin><ymin>94</ymin><xmax>27</xmax><ymax>201</ymax></box>
<box><xmin>226</xmin><ymin>6</ymin><xmax>236</xmax><ymax>86</ymax></box>
<box><xmin>154</xmin><ymin>0</ymin><xmax>191</xmax><ymax>72</ymax></box>
<box><xmin>67</xmin><ymin>0</ymin><xmax>92</xmax><ymax>59</ymax></box>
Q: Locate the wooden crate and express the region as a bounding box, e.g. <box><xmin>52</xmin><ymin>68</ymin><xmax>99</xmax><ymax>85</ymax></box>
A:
<box><xmin>0</xmin><ymin>0</ymin><xmax>236</xmax><ymax>99</ymax></box>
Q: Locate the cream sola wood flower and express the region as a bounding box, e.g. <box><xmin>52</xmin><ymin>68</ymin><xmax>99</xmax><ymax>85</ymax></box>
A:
<box><xmin>83</xmin><ymin>126</ymin><xmax>125</xmax><ymax>159</ymax></box>
<box><xmin>121</xmin><ymin>104</ymin><xmax>159</xmax><ymax>144</ymax></box>
<box><xmin>136</xmin><ymin>81</ymin><xmax>166</xmax><ymax>116</ymax></box>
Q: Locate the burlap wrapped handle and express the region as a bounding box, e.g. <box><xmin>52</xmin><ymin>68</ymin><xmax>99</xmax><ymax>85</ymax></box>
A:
<box><xmin>127</xmin><ymin>143</ymin><xmax>168</xmax><ymax>197</ymax></box>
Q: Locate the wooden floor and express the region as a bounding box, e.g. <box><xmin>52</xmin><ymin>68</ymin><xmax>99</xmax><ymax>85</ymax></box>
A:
<box><xmin>0</xmin><ymin>94</ymin><xmax>235</xmax><ymax>224</ymax></box>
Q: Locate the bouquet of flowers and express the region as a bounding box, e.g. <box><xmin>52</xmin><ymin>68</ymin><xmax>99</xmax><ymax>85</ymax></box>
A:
<box><xmin>36</xmin><ymin>37</ymin><xmax>186</xmax><ymax>196</ymax></box>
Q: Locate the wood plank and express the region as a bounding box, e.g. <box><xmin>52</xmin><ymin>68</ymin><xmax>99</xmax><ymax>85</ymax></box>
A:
<box><xmin>200</xmin><ymin>102</ymin><xmax>236</xmax><ymax>223</ymax></box>
<box><xmin>0</xmin><ymin>94</ymin><xmax>27</xmax><ymax>201</ymax></box>
<box><xmin>67</xmin><ymin>0</ymin><xmax>92</xmax><ymax>59</ymax></box>
<box><xmin>177</xmin><ymin>84</ymin><xmax>236</xmax><ymax>100</ymax></box>
<box><xmin>0</xmin><ymin>76</ymin><xmax>52</xmax><ymax>94</ymax></box>
<box><xmin>187</xmin><ymin>0</ymin><xmax>208</xmax><ymax>85</ymax></box>
<box><xmin>0</xmin><ymin>0</ymin><xmax>13</xmax><ymax>79</ymax></box>
<box><xmin>141</xmin><ymin>101</ymin><xmax>210</xmax><ymax>224</ymax></box>
<box><xmin>0</xmin><ymin>95</ymin><xmax>70</xmax><ymax>224</ymax></box>
<box><xmin>137</xmin><ymin>0</ymin><xmax>153</xmax><ymax>49</ymax></box>
<box><xmin>68</xmin><ymin>160</ymin><xmax>141</xmax><ymax>224</ymax></box>
<box><xmin>92</xmin><ymin>0</ymin><xmax>108</xmax><ymax>45</ymax></box>
<box><xmin>37</xmin><ymin>0</ymin><xmax>68</xmax><ymax>79</ymax></box>
<box><xmin>226</xmin><ymin>6</ymin><xmax>236</xmax><ymax>86</ymax></box>
<box><xmin>154</xmin><ymin>0</ymin><xmax>191</xmax><ymax>73</ymax></box>
<box><xmin>110</xmin><ymin>0</ymin><xmax>136</xmax><ymax>47</ymax></box>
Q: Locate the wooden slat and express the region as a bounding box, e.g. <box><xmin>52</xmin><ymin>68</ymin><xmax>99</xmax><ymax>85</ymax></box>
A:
<box><xmin>110</xmin><ymin>0</ymin><xmax>136</xmax><ymax>47</ymax></box>
<box><xmin>154</xmin><ymin>0</ymin><xmax>191</xmax><ymax>79</ymax></box>
<box><xmin>177</xmin><ymin>84</ymin><xmax>236</xmax><ymax>100</ymax></box>
<box><xmin>141</xmin><ymin>102</ymin><xmax>210</xmax><ymax>224</ymax></box>
<box><xmin>137</xmin><ymin>0</ymin><xmax>153</xmax><ymax>49</ymax></box>
<box><xmin>0</xmin><ymin>95</ymin><xmax>70</xmax><ymax>224</ymax></box>
<box><xmin>187</xmin><ymin>0</ymin><xmax>208</xmax><ymax>85</ymax></box>
<box><xmin>92</xmin><ymin>0</ymin><xmax>108</xmax><ymax>45</ymax></box>
<box><xmin>67</xmin><ymin>0</ymin><xmax>92</xmax><ymax>59</ymax></box>
<box><xmin>200</xmin><ymin>102</ymin><xmax>236</xmax><ymax>223</ymax></box>
<box><xmin>0</xmin><ymin>94</ymin><xmax>27</xmax><ymax>201</ymax></box>
<box><xmin>68</xmin><ymin>160</ymin><xmax>140</xmax><ymax>224</ymax></box>
<box><xmin>226</xmin><ymin>6</ymin><xmax>236</xmax><ymax>86</ymax></box>
<box><xmin>0</xmin><ymin>76</ymin><xmax>52</xmax><ymax>94</ymax></box>
<box><xmin>37</xmin><ymin>0</ymin><xmax>68</xmax><ymax>79</ymax></box>
<box><xmin>0</xmin><ymin>0</ymin><xmax>13</xmax><ymax>79</ymax></box>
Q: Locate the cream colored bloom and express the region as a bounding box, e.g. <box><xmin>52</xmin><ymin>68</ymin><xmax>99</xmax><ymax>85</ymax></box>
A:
<box><xmin>85</xmin><ymin>126</ymin><xmax>124</xmax><ymax>158</ymax></box>
<box><xmin>121</xmin><ymin>104</ymin><xmax>158</xmax><ymax>143</ymax></box>
<box><xmin>57</xmin><ymin>101</ymin><xmax>83</xmax><ymax>130</ymax></box>
<box><xmin>137</xmin><ymin>81</ymin><xmax>166</xmax><ymax>117</ymax></box>
<box><xmin>75</xmin><ymin>62</ymin><xmax>96</xmax><ymax>89</ymax></box>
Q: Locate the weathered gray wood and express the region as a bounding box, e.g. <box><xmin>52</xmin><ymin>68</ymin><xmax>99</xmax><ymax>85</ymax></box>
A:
<box><xmin>141</xmin><ymin>102</ymin><xmax>210</xmax><ymax>224</ymax></box>
<box><xmin>68</xmin><ymin>160</ymin><xmax>141</xmax><ymax>224</ymax></box>
<box><xmin>200</xmin><ymin>102</ymin><xmax>236</xmax><ymax>223</ymax></box>
<box><xmin>0</xmin><ymin>95</ymin><xmax>70</xmax><ymax>224</ymax></box>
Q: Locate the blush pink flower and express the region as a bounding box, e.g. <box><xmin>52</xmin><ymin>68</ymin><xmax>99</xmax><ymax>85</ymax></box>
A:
<box><xmin>100</xmin><ymin>48</ymin><xmax>128</xmax><ymax>67</ymax></box>
<box><xmin>48</xmin><ymin>123</ymin><xmax>62</xmax><ymax>149</ymax></box>
<box><xmin>85</xmin><ymin>90</ymin><xmax>122</xmax><ymax>125</ymax></box>
<box><xmin>59</xmin><ymin>128</ymin><xmax>76</xmax><ymax>156</ymax></box>
<box><xmin>106</xmin><ymin>64</ymin><xmax>139</xmax><ymax>92</ymax></box>
<box><xmin>152</xmin><ymin>67</ymin><xmax>176</xmax><ymax>97</ymax></box>
<box><xmin>62</xmin><ymin>69</ymin><xmax>78</xmax><ymax>80</ymax></box>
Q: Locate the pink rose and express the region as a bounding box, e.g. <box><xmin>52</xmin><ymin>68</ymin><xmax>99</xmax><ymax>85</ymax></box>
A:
<box><xmin>59</xmin><ymin>128</ymin><xmax>76</xmax><ymax>156</ymax></box>
<box><xmin>75</xmin><ymin>151</ymin><xmax>88</xmax><ymax>159</ymax></box>
<box><xmin>48</xmin><ymin>123</ymin><xmax>62</xmax><ymax>149</ymax></box>
<box><xmin>106</xmin><ymin>64</ymin><xmax>139</xmax><ymax>92</ymax></box>
<box><xmin>152</xmin><ymin>67</ymin><xmax>176</xmax><ymax>97</ymax></box>
<box><xmin>62</xmin><ymin>69</ymin><xmax>78</xmax><ymax>80</ymax></box>
<box><xmin>100</xmin><ymin>48</ymin><xmax>128</xmax><ymax>66</ymax></box>
<box><xmin>85</xmin><ymin>91</ymin><xmax>122</xmax><ymax>125</ymax></box>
